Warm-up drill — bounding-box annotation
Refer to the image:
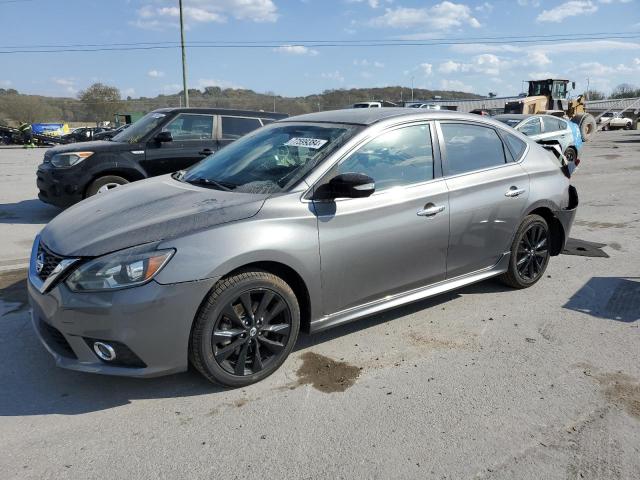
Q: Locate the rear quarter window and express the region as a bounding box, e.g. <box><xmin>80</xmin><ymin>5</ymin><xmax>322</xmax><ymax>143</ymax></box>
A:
<box><xmin>222</xmin><ymin>116</ymin><xmax>263</xmax><ymax>140</ymax></box>
<box><xmin>502</xmin><ymin>132</ymin><xmax>527</xmax><ymax>161</ymax></box>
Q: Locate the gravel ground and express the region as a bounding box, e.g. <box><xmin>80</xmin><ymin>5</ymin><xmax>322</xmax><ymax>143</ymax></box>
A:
<box><xmin>0</xmin><ymin>131</ymin><xmax>638</xmax><ymax>479</ymax></box>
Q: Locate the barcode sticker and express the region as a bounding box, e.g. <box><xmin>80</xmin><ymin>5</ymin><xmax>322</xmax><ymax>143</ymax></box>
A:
<box><xmin>284</xmin><ymin>137</ymin><xmax>328</xmax><ymax>149</ymax></box>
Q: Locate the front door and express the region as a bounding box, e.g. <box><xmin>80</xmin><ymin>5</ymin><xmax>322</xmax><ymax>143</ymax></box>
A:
<box><xmin>438</xmin><ymin>121</ymin><xmax>530</xmax><ymax>278</ymax></box>
<box><xmin>143</xmin><ymin>113</ymin><xmax>217</xmax><ymax>176</ymax></box>
<box><xmin>314</xmin><ymin>123</ymin><xmax>450</xmax><ymax>315</ymax></box>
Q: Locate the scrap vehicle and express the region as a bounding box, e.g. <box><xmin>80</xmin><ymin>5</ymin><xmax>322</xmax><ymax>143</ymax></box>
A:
<box><xmin>601</xmin><ymin>113</ymin><xmax>633</xmax><ymax>131</ymax></box>
<box><xmin>29</xmin><ymin>108</ymin><xmax>578</xmax><ymax>387</ymax></box>
<box><xmin>409</xmin><ymin>103</ymin><xmax>442</xmax><ymax>110</ymax></box>
<box><xmin>60</xmin><ymin>127</ymin><xmax>108</xmax><ymax>144</ymax></box>
<box><xmin>504</xmin><ymin>79</ymin><xmax>596</xmax><ymax>141</ymax></box>
<box><xmin>37</xmin><ymin>107</ymin><xmax>288</xmax><ymax>208</ymax></box>
<box><xmin>495</xmin><ymin>114</ymin><xmax>581</xmax><ymax>165</ymax></box>
<box><xmin>93</xmin><ymin>123</ymin><xmax>131</xmax><ymax>141</ymax></box>
<box><xmin>352</xmin><ymin>100</ymin><xmax>397</xmax><ymax>108</ymax></box>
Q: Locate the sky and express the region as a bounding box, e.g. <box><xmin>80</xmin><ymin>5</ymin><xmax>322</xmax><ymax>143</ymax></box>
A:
<box><xmin>1</xmin><ymin>0</ymin><xmax>639</xmax><ymax>99</ymax></box>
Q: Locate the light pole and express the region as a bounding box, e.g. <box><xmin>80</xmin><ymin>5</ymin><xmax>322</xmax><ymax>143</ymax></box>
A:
<box><xmin>179</xmin><ymin>0</ymin><xmax>189</xmax><ymax>107</ymax></box>
<box><xmin>585</xmin><ymin>77</ymin><xmax>590</xmax><ymax>100</ymax></box>
<box><xmin>411</xmin><ymin>76</ymin><xmax>414</xmax><ymax>101</ymax></box>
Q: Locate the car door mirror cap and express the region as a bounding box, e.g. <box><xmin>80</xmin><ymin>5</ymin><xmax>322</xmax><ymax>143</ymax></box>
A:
<box><xmin>154</xmin><ymin>131</ymin><xmax>173</xmax><ymax>143</ymax></box>
<box><xmin>313</xmin><ymin>172</ymin><xmax>375</xmax><ymax>200</ymax></box>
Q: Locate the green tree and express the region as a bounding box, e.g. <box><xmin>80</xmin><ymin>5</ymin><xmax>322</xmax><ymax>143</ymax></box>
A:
<box><xmin>78</xmin><ymin>83</ymin><xmax>122</xmax><ymax>124</ymax></box>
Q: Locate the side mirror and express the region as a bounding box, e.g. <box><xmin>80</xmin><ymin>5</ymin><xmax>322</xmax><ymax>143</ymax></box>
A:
<box><xmin>154</xmin><ymin>131</ymin><xmax>173</xmax><ymax>143</ymax></box>
<box><xmin>313</xmin><ymin>172</ymin><xmax>375</xmax><ymax>200</ymax></box>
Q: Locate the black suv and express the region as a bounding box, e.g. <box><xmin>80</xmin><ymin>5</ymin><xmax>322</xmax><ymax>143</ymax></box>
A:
<box><xmin>37</xmin><ymin>108</ymin><xmax>287</xmax><ymax>208</ymax></box>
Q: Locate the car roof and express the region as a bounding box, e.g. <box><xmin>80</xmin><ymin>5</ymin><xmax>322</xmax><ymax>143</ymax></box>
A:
<box><xmin>282</xmin><ymin>107</ymin><xmax>471</xmax><ymax>126</ymax></box>
<box><xmin>151</xmin><ymin>107</ymin><xmax>288</xmax><ymax>119</ymax></box>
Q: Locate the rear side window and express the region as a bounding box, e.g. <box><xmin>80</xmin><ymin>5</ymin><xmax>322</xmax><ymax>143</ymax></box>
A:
<box><xmin>542</xmin><ymin>116</ymin><xmax>565</xmax><ymax>132</ymax></box>
<box><xmin>162</xmin><ymin>114</ymin><xmax>214</xmax><ymax>140</ymax></box>
<box><xmin>441</xmin><ymin>123</ymin><xmax>507</xmax><ymax>176</ymax></box>
<box><xmin>222</xmin><ymin>116</ymin><xmax>262</xmax><ymax>140</ymax></box>
<box><xmin>502</xmin><ymin>132</ymin><xmax>527</xmax><ymax>161</ymax></box>
<box><xmin>519</xmin><ymin>119</ymin><xmax>541</xmax><ymax>136</ymax></box>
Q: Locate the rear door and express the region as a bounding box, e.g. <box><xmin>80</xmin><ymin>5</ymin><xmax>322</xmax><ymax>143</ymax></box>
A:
<box><xmin>538</xmin><ymin>116</ymin><xmax>572</xmax><ymax>151</ymax></box>
<box><xmin>218</xmin><ymin>116</ymin><xmax>264</xmax><ymax>150</ymax></box>
<box><xmin>314</xmin><ymin>122</ymin><xmax>450</xmax><ymax>315</ymax></box>
<box><xmin>143</xmin><ymin>113</ymin><xmax>216</xmax><ymax>175</ymax></box>
<box><xmin>438</xmin><ymin>121</ymin><xmax>530</xmax><ymax>278</ymax></box>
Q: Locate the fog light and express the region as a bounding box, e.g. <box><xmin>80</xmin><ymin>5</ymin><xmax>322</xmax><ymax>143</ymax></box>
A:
<box><xmin>93</xmin><ymin>342</ymin><xmax>116</xmax><ymax>361</ymax></box>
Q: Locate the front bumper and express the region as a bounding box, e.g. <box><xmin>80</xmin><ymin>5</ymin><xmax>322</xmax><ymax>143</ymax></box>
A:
<box><xmin>28</xmin><ymin>276</ymin><xmax>217</xmax><ymax>378</ymax></box>
<box><xmin>37</xmin><ymin>164</ymin><xmax>84</xmax><ymax>208</ymax></box>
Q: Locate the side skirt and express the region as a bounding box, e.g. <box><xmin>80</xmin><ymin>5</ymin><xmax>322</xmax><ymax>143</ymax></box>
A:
<box><xmin>309</xmin><ymin>253</ymin><xmax>511</xmax><ymax>334</ymax></box>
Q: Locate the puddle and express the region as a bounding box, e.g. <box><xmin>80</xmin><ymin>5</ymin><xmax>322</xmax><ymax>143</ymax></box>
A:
<box><xmin>295</xmin><ymin>352</ymin><xmax>360</xmax><ymax>393</ymax></box>
<box><xmin>0</xmin><ymin>268</ymin><xmax>28</xmax><ymax>316</ymax></box>
<box><xmin>596</xmin><ymin>372</ymin><xmax>640</xmax><ymax>420</ymax></box>
<box><xmin>562</xmin><ymin>238</ymin><xmax>609</xmax><ymax>258</ymax></box>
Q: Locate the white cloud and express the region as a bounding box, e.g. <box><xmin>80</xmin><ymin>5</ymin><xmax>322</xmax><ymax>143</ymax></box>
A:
<box><xmin>197</xmin><ymin>78</ymin><xmax>243</xmax><ymax>90</ymax></box>
<box><xmin>536</xmin><ymin>1</ymin><xmax>597</xmax><ymax>23</ymax></box>
<box><xmin>52</xmin><ymin>77</ymin><xmax>75</xmax><ymax>87</ymax></box>
<box><xmin>597</xmin><ymin>0</ymin><xmax>632</xmax><ymax>3</ymax></box>
<box><xmin>160</xmin><ymin>84</ymin><xmax>182</xmax><ymax>94</ymax></box>
<box><xmin>517</xmin><ymin>0</ymin><xmax>540</xmax><ymax>6</ymax></box>
<box><xmin>1</xmin><ymin>80</ymin><xmax>12</xmax><ymax>87</ymax></box>
<box><xmin>321</xmin><ymin>71</ymin><xmax>345</xmax><ymax>82</ymax></box>
<box><xmin>569</xmin><ymin>61</ymin><xmax>639</xmax><ymax>76</ymax></box>
<box><xmin>475</xmin><ymin>2</ymin><xmax>493</xmax><ymax>13</ymax></box>
<box><xmin>437</xmin><ymin>54</ymin><xmax>504</xmax><ymax>76</ymax></box>
<box><xmin>526</xmin><ymin>51</ymin><xmax>551</xmax><ymax>67</ymax></box>
<box><xmin>369</xmin><ymin>2</ymin><xmax>481</xmax><ymax>30</ymax></box>
<box><xmin>528</xmin><ymin>71</ymin><xmax>559</xmax><ymax>79</ymax></box>
<box><xmin>147</xmin><ymin>70</ymin><xmax>165</xmax><ymax>78</ymax></box>
<box><xmin>440</xmin><ymin>79</ymin><xmax>473</xmax><ymax>92</ymax></box>
<box><xmin>451</xmin><ymin>40</ymin><xmax>640</xmax><ymax>55</ymax></box>
<box><xmin>347</xmin><ymin>0</ymin><xmax>393</xmax><ymax>7</ymax></box>
<box><xmin>420</xmin><ymin>63</ymin><xmax>433</xmax><ymax>76</ymax></box>
<box><xmin>123</xmin><ymin>88</ymin><xmax>136</xmax><ymax>97</ymax></box>
<box><xmin>353</xmin><ymin>59</ymin><xmax>385</xmax><ymax>67</ymax></box>
<box><xmin>361</xmin><ymin>71</ymin><xmax>373</xmax><ymax>79</ymax></box>
<box><xmin>134</xmin><ymin>0</ymin><xmax>278</xmax><ymax>29</ymax></box>
<box><xmin>273</xmin><ymin>45</ymin><xmax>319</xmax><ymax>56</ymax></box>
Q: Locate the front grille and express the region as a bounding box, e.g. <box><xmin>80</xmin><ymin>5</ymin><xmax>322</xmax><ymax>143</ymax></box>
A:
<box><xmin>38</xmin><ymin>319</ymin><xmax>77</xmax><ymax>359</ymax></box>
<box><xmin>37</xmin><ymin>243</ymin><xmax>65</xmax><ymax>281</ymax></box>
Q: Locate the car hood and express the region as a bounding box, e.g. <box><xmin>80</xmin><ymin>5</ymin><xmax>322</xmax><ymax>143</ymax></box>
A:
<box><xmin>44</xmin><ymin>140</ymin><xmax>132</xmax><ymax>158</ymax></box>
<box><xmin>40</xmin><ymin>176</ymin><xmax>269</xmax><ymax>257</ymax></box>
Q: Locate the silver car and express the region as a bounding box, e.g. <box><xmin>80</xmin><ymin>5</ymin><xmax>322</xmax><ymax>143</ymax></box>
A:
<box><xmin>28</xmin><ymin>109</ymin><xmax>578</xmax><ymax>387</ymax></box>
<box><xmin>494</xmin><ymin>114</ymin><xmax>579</xmax><ymax>164</ymax></box>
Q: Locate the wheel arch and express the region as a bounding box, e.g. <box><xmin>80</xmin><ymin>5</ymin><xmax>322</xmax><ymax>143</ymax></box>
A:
<box><xmin>84</xmin><ymin>168</ymin><xmax>146</xmax><ymax>197</ymax></box>
<box><xmin>525</xmin><ymin>203</ymin><xmax>565</xmax><ymax>256</ymax></box>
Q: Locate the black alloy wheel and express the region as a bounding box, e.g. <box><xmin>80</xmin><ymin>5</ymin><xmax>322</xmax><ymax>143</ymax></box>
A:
<box><xmin>515</xmin><ymin>222</ymin><xmax>549</xmax><ymax>282</ymax></box>
<box><xmin>190</xmin><ymin>270</ymin><xmax>300</xmax><ymax>387</ymax></box>
<box><xmin>212</xmin><ymin>288</ymin><xmax>292</xmax><ymax>376</ymax></box>
<box><xmin>500</xmin><ymin>214</ymin><xmax>551</xmax><ymax>289</ymax></box>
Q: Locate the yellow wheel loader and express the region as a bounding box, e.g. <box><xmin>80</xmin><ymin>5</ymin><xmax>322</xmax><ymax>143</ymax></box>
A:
<box><xmin>504</xmin><ymin>79</ymin><xmax>596</xmax><ymax>141</ymax></box>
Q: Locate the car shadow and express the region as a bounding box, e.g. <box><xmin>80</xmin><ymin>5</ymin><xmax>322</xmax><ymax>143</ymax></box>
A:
<box><xmin>0</xmin><ymin>277</ymin><xmax>510</xmax><ymax>417</ymax></box>
<box><xmin>0</xmin><ymin>199</ymin><xmax>61</xmax><ymax>225</ymax></box>
<box><xmin>563</xmin><ymin>276</ymin><xmax>640</xmax><ymax>323</ymax></box>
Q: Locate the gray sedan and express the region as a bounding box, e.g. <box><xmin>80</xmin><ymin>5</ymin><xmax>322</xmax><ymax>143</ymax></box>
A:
<box><xmin>28</xmin><ymin>109</ymin><xmax>578</xmax><ymax>387</ymax></box>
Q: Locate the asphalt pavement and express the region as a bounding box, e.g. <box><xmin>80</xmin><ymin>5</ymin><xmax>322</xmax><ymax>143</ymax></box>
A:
<box><xmin>0</xmin><ymin>131</ymin><xmax>638</xmax><ymax>479</ymax></box>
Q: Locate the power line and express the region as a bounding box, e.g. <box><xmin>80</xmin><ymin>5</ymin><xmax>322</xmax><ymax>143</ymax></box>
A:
<box><xmin>1</xmin><ymin>34</ymin><xmax>639</xmax><ymax>54</ymax></box>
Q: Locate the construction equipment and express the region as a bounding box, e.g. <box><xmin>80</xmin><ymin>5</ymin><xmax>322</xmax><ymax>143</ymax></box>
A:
<box><xmin>0</xmin><ymin>123</ymin><xmax>69</xmax><ymax>145</ymax></box>
<box><xmin>504</xmin><ymin>79</ymin><xmax>596</xmax><ymax>141</ymax></box>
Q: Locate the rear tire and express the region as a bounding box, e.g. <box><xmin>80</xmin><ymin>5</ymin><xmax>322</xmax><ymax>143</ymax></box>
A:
<box><xmin>499</xmin><ymin>215</ymin><xmax>551</xmax><ymax>289</ymax></box>
<box><xmin>189</xmin><ymin>270</ymin><xmax>300</xmax><ymax>387</ymax></box>
<box><xmin>572</xmin><ymin>113</ymin><xmax>596</xmax><ymax>141</ymax></box>
<box><xmin>85</xmin><ymin>175</ymin><xmax>129</xmax><ymax>197</ymax></box>
<box><xmin>563</xmin><ymin>147</ymin><xmax>577</xmax><ymax>164</ymax></box>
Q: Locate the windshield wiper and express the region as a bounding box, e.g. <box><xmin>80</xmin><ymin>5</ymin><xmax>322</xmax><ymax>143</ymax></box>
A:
<box><xmin>185</xmin><ymin>177</ymin><xmax>235</xmax><ymax>191</ymax></box>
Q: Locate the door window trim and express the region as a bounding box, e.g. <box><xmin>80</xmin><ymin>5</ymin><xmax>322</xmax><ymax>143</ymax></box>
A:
<box><xmin>435</xmin><ymin>120</ymin><xmax>523</xmax><ymax>179</ymax></box>
<box><xmin>303</xmin><ymin>120</ymin><xmax>443</xmax><ymax>202</ymax></box>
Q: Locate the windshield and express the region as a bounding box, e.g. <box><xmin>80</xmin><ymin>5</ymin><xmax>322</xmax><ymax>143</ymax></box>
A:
<box><xmin>180</xmin><ymin>122</ymin><xmax>361</xmax><ymax>194</ymax></box>
<box><xmin>496</xmin><ymin>118</ymin><xmax>522</xmax><ymax>127</ymax></box>
<box><xmin>112</xmin><ymin>112</ymin><xmax>168</xmax><ymax>143</ymax></box>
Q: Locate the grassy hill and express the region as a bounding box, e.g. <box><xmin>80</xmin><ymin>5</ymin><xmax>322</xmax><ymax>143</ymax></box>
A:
<box><xmin>0</xmin><ymin>86</ymin><xmax>485</xmax><ymax>125</ymax></box>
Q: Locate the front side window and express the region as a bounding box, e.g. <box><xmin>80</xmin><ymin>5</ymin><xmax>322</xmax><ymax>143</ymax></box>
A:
<box><xmin>181</xmin><ymin>123</ymin><xmax>361</xmax><ymax>194</ymax></box>
<box><xmin>336</xmin><ymin>124</ymin><xmax>434</xmax><ymax>191</ymax></box>
<box><xmin>519</xmin><ymin>119</ymin><xmax>542</xmax><ymax>136</ymax></box>
<box><xmin>162</xmin><ymin>114</ymin><xmax>214</xmax><ymax>140</ymax></box>
<box><xmin>222</xmin><ymin>116</ymin><xmax>263</xmax><ymax>140</ymax></box>
<box><xmin>441</xmin><ymin>123</ymin><xmax>507</xmax><ymax>176</ymax></box>
<box><xmin>113</xmin><ymin>112</ymin><xmax>167</xmax><ymax>144</ymax></box>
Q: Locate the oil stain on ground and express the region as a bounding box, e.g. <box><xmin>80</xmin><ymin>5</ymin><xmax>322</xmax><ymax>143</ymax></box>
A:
<box><xmin>596</xmin><ymin>372</ymin><xmax>640</xmax><ymax>420</ymax></box>
<box><xmin>0</xmin><ymin>268</ymin><xmax>28</xmax><ymax>316</ymax></box>
<box><xmin>295</xmin><ymin>352</ymin><xmax>360</xmax><ymax>393</ymax></box>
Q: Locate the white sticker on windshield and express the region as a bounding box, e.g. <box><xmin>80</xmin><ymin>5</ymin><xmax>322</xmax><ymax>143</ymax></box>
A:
<box><xmin>151</xmin><ymin>113</ymin><xmax>166</xmax><ymax>119</ymax></box>
<box><xmin>284</xmin><ymin>137</ymin><xmax>328</xmax><ymax>149</ymax></box>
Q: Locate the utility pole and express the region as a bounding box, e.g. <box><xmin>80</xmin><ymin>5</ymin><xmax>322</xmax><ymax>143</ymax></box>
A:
<box><xmin>179</xmin><ymin>0</ymin><xmax>189</xmax><ymax>107</ymax></box>
<box><xmin>411</xmin><ymin>76</ymin><xmax>414</xmax><ymax>101</ymax></box>
<box><xmin>585</xmin><ymin>77</ymin><xmax>590</xmax><ymax>100</ymax></box>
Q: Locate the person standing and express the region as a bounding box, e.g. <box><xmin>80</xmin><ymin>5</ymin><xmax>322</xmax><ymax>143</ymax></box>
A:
<box><xmin>18</xmin><ymin>122</ymin><xmax>35</xmax><ymax>148</ymax></box>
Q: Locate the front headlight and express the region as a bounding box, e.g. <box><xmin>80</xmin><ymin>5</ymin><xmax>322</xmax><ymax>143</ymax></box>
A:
<box><xmin>65</xmin><ymin>245</ymin><xmax>174</xmax><ymax>292</ymax></box>
<box><xmin>50</xmin><ymin>151</ymin><xmax>94</xmax><ymax>168</ymax></box>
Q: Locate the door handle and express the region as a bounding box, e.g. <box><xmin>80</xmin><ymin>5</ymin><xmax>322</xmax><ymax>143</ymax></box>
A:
<box><xmin>417</xmin><ymin>204</ymin><xmax>446</xmax><ymax>217</ymax></box>
<box><xmin>199</xmin><ymin>148</ymin><xmax>213</xmax><ymax>156</ymax></box>
<box><xmin>505</xmin><ymin>187</ymin><xmax>526</xmax><ymax>197</ymax></box>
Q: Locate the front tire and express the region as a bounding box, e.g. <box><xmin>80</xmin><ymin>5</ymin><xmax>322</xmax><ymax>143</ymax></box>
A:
<box><xmin>500</xmin><ymin>215</ymin><xmax>551</xmax><ymax>289</ymax></box>
<box><xmin>190</xmin><ymin>270</ymin><xmax>300</xmax><ymax>387</ymax></box>
<box><xmin>85</xmin><ymin>175</ymin><xmax>129</xmax><ymax>197</ymax></box>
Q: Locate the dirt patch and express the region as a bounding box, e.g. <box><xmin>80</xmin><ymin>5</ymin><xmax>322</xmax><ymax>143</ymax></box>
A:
<box><xmin>600</xmin><ymin>154</ymin><xmax>621</xmax><ymax>160</ymax></box>
<box><xmin>595</xmin><ymin>372</ymin><xmax>640</xmax><ymax>420</ymax></box>
<box><xmin>608</xmin><ymin>242</ymin><xmax>623</xmax><ymax>251</ymax></box>
<box><xmin>408</xmin><ymin>332</ymin><xmax>468</xmax><ymax>349</ymax></box>
<box><xmin>624</xmin><ymin>166</ymin><xmax>640</xmax><ymax>171</ymax></box>
<box><xmin>574</xmin><ymin>220</ymin><xmax>630</xmax><ymax>229</ymax></box>
<box><xmin>0</xmin><ymin>268</ymin><xmax>28</xmax><ymax>316</ymax></box>
<box><xmin>295</xmin><ymin>352</ymin><xmax>360</xmax><ymax>393</ymax></box>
